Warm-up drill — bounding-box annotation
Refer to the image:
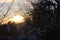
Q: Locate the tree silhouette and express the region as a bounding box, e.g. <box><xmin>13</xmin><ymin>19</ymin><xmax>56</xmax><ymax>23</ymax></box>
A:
<box><xmin>0</xmin><ymin>0</ymin><xmax>14</xmax><ymax>24</ymax></box>
<box><xmin>31</xmin><ymin>0</ymin><xmax>60</xmax><ymax>40</ymax></box>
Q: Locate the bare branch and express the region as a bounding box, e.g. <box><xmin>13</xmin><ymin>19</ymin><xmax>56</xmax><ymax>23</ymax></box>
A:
<box><xmin>0</xmin><ymin>0</ymin><xmax>14</xmax><ymax>24</ymax></box>
<box><xmin>18</xmin><ymin>4</ymin><xmax>39</xmax><ymax>27</ymax></box>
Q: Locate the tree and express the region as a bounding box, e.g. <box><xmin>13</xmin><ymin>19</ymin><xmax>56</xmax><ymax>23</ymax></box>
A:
<box><xmin>0</xmin><ymin>0</ymin><xmax>14</xmax><ymax>24</ymax></box>
<box><xmin>31</xmin><ymin>0</ymin><xmax>60</xmax><ymax>40</ymax></box>
<box><xmin>0</xmin><ymin>0</ymin><xmax>15</xmax><ymax>40</ymax></box>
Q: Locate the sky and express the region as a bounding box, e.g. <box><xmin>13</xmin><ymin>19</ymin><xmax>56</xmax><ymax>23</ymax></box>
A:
<box><xmin>0</xmin><ymin>0</ymin><xmax>57</xmax><ymax>18</ymax></box>
<box><xmin>0</xmin><ymin>0</ymin><xmax>38</xmax><ymax>17</ymax></box>
<box><xmin>0</xmin><ymin>0</ymin><xmax>57</xmax><ymax>24</ymax></box>
<box><xmin>0</xmin><ymin>0</ymin><xmax>38</xmax><ymax>23</ymax></box>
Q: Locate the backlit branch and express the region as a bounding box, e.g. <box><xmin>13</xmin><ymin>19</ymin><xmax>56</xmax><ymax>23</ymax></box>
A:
<box><xmin>0</xmin><ymin>0</ymin><xmax>14</xmax><ymax>24</ymax></box>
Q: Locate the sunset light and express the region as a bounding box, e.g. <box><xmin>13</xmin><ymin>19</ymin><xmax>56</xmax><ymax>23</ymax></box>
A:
<box><xmin>11</xmin><ymin>15</ymin><xmax>25</xmax><ymax>23</ymax></box>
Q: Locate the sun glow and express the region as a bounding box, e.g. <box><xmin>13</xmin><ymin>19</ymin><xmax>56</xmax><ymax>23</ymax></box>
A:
<box><xmin>11</xmin><ymin>15</ymin><xmax>25</xmax><ymax>23</ymax></box>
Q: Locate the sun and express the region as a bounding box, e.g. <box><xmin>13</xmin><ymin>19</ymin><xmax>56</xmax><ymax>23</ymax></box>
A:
<box><xmin>11</xmin><ymin>15</ymin><xmax>25</xmax><ymax>23</ymax></box>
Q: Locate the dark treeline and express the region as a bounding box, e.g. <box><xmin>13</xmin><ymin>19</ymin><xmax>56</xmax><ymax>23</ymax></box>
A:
<box><xmin>0</xmin><ymin>21</ymin><xmax>38</xmax><ymax>40</ymax></box>
<box><xmin>31</xmin><ymin>0</ymin><xmax>60</xmax><ymax>40</ymax></box>
<box><xmin>0</xmin><ymin>22</ymin><xmax>18</xmax><ymax>40</ymax></box>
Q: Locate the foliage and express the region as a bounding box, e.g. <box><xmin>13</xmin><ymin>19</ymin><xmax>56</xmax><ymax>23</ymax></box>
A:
<box><xmin>31</xmin><ymin>0</ymin><xmax>60</xmax><ymax>40</ymax></box>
